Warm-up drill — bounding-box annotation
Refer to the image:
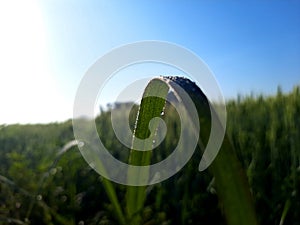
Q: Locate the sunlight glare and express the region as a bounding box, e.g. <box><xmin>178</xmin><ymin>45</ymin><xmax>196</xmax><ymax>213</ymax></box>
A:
<box><xmin>0</xmin><ymin>0</ymin><xmax>69</xmax><ymax>124</ymax></box>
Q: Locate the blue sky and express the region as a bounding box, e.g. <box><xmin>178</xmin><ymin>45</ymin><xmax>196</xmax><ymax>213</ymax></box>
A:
<box><xmin>0</xmin><ymin>1</ymin><xmax>299</xmax><ymax>124</ymax></box>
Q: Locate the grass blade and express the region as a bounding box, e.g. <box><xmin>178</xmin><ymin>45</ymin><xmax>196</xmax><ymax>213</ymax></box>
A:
<box><xmin>125</xmin><ymin>75</ymin><xmax>258</xmax><ymax>225</ymax></box>
<box><xmin>101</xmin><ymin>178</ymin><xmax>126</xmax><ymax>225</ymax></box>
<box><xmin>165</xmin><ymin>76</ymin><xmax>258</xmax><ymax>225</ymax></box>
<box><xmin>126</xmin><ymin>78</ymin><xmax>169</xmax><ymax>224</ymax></box>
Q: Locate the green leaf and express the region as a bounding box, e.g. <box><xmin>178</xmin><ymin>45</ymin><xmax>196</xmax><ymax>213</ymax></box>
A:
<box><xmin>126</xmin><ymin>75</ymin><xmax>258</xmax><ymax>224</ymax></box>
<box><xmin>126</xmin><ymin>78</ymin><xmax>170</xmax><ymax>224</ymax></box>
<box><xmin>165</xmin><ymin>76</ymin><xmax>258</xmax><ymax>225</ymax></box>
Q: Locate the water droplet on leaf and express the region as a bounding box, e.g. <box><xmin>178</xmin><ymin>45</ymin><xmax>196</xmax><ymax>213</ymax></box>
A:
<box><xmin>77</xmin><ymin>141</ymin><xmax>85</xmax><ymax>148</ymax></box>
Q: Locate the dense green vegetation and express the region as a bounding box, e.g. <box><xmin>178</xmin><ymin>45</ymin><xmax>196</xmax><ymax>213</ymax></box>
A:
<box><xmin>0</xmin><ymin>85</ymin><xmax>299</xmax><ymax>225</ymax></box>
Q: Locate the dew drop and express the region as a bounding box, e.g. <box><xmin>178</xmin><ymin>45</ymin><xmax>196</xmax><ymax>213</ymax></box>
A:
<box><xmin>61</xmin><ymin>195</ymin><xmax>67</xmax><ymax>202</ymax></box>
<box><xmin>50</xmin><ymin>168</ymin><xmax>57</xmax><ymax>175</ymax></box>
<box><xmin>15</xmin><ymin>202</ymin><xmax>21</xmax><ymax>208</ymax></box>
<box><xmin>77</xmin><ymin>141</ymin><xmax>85</xmax><ymax>148</ymax></box>
<box><xmin>89</xmin><ymin>162</ymin><xmax>95</xmax><ymax>169</ymax></box>
<box><xmin>36</xmin><ymin>195</ymin><xmax>42</xmax><ymax>201</ymax></box>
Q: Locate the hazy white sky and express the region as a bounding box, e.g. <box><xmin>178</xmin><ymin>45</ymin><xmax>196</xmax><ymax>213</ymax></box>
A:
<box><xmin>0</xmin><ymin>0</ymin><xmax>70</xmax><ymax>124</ymax></box>
<box><xmin>0</xmin><ymin>0</ymin><xmax>300</xmax><ymax>124</ymax></box>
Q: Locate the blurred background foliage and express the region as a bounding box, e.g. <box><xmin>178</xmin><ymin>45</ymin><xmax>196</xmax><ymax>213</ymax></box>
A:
<box><xmin>0</xmin><ymin>86</ymin><xmax>299</xmax><ymax>225</ymax></box>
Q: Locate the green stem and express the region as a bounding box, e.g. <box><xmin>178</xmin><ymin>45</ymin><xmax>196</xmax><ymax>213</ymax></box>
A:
<box><xmin>101</xmin><ymin>178</ymin><xmax>126</xmax><ymax>225</ymax></box>
<box><xmin>90</xmin><ymin>147</ymin><xmax>126</xmax><ymax>225</ymax></box>
<box><xmin>279</xmin><ymin>198</ymin><xmax>291</xmax><ymax>225</ymax></box>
